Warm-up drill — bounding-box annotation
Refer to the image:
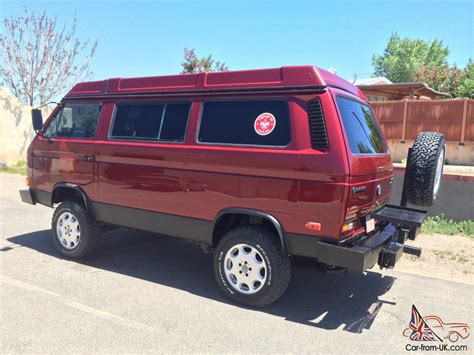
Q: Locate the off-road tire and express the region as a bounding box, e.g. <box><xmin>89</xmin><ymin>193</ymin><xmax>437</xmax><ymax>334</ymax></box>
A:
<box><xmin>52</xmin><ymin>201</ymin><xmax>99</xmax><ymax>258</ymax></box>
<box><xmin>214</xmin><ymin>226</ymin><xmax>291</xmax><ymax>307</ymax></box>
<box><xmin>406</xmin><ymin>132</ymin><xmax>445</xmax><ymax>207</ymax></box>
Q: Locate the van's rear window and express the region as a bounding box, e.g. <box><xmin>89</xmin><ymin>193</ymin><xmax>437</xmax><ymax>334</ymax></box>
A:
<box><xmin>336</xmin><ymin>96</ymin><xmax>386</xmax><ymax>154</ymax></box>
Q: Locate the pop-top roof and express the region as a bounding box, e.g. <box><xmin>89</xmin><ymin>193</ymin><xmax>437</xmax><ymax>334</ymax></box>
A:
<box><xmin>66</xmin><ymin>66</ymin><xmax>364</xmax><ymax>99</ymax></box>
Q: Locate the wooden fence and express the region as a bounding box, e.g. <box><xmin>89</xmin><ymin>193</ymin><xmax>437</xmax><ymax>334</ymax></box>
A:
<box><xmin>371</xmin><ymin>98</ymin><xmax>473</xmax><ymax>143</ymax></box>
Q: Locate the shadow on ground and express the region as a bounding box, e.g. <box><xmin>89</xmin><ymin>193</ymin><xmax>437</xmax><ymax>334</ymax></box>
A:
<box><xmin>6</xmin><ymin>228</ymin><xmax>396</xmax><ymax>333</ymax></box>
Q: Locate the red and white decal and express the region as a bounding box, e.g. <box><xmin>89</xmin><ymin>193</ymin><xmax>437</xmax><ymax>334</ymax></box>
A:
<box><xmin>254</xmin><ymin>113</ymin><xmax>276</xmax><ymax>136</ymax></box>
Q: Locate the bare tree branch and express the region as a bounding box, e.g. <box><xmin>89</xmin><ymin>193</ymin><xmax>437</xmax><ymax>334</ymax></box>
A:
<box><xmin>0</xmin><ymin>8</ymin><xmax>98</xmax><ymax>106</ymax></box>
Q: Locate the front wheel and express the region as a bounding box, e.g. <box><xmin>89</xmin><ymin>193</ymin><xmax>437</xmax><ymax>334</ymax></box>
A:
<box><xmin>214</xmin><ymin>226</ymin><xmax>291</xmax><ymax>307</ymax></box>
<box><xmin>52</xmin><ymin>201</ymin><xmax>99</xmax><ymax>259</ymax></box>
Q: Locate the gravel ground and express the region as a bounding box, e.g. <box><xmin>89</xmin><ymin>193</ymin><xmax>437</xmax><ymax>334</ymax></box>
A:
<box><xmin>397</xmin><ymin>233</ymin><xmax>473</xmax><ymax>284</ymax></box>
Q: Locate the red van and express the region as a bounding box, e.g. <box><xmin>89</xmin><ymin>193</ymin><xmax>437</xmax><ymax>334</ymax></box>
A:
<box><xmin>21</xmin><ymin>66</ymin><xmax>445</xmax><ymax>307</ymax></box>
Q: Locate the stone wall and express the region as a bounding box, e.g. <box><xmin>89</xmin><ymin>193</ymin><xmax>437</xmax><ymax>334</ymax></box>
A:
<box><xmin>0</xmin><ymin>87</ymin><xmax>51</xmax><ymax>164</ymax></box>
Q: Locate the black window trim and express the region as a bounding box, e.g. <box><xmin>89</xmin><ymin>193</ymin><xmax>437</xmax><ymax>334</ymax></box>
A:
<box><xmin>196</xmin><ymin>98</ymin><xmax>292</xmax><ymax>149</ymax></box>
<box><xmin>108</xmin><ymin>101</ymin><xmax>192</xmax><ymax>144</ymax></box>
<box><xmin>334</xmin><ymin>94</ymin><xmax>388</xmax><ymax>156</ymax></box>
<box><xmin>46</xmin><ymin>102</ymin><xmax>103</xmax><ymax>140</ymax></box>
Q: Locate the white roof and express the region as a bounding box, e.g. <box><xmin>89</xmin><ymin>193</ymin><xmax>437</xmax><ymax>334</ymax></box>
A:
<box><xmin>353</xmin><ymin>77</ymin><xmax>393</xmax><ymax>85</ymax></box>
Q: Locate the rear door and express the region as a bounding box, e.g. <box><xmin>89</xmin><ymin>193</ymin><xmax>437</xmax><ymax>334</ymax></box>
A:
<box><xmin>332</xmin><ymin>91</ymin><xmax>393</xmax><ymax>221</ymax></box>
<box><xmin>32</xmin><ymin>103</ymin><xmax>102</xmax><ymax>194</ymax></box>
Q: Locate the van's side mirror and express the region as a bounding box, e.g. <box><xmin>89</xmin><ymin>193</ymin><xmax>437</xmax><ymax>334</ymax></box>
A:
<box><xmin>32</xmin><ymin>109</ymin><xmax>44</xmax><ymax>131</ymax></box>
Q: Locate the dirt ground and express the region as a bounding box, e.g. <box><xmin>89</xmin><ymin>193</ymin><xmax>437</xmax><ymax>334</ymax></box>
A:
<box><xmin>396</xmin><ymin>233</ymin><xmax>473</xmax><ymax>285</ymax></box>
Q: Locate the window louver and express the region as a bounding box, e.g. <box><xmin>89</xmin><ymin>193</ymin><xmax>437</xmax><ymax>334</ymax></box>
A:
<box><xmin>307</xmin><ymin>99</ymin><xmax>329</xmax><ymax>149</ymax></box>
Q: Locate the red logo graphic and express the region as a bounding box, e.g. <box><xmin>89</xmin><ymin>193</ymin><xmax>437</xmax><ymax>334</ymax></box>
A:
<box><xmin>402</xmin><ymin>305</ymin><xmax>470</xmax><ymax>343</ymax></box>
<box><xmin>254</xmin><ymin>113</ymin><xmax>276</xmax><ymax>136</ymax></box>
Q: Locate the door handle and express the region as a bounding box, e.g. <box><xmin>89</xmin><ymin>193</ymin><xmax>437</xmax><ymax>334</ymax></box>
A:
<box><xmin>184</xmin><ymin>182</ymin><xmax>207</xmax><ymax>192</ymax></box>
<box><xmin>83</xmin><ymin>154</ymin><xmax>95</xmax><ymax>162</ymax></box>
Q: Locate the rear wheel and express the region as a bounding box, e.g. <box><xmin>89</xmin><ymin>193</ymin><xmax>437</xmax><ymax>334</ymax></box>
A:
<box><xmin>214</xmin><ymin>226</ymin><xmax>291</xmax><ymax>307</ymax></box>
<box><xmin>448</xmin><ymin>332</ymin><xmax>460</xmax><ymax>343</ymax></box>
<box><xmin>52</xmin><ymin>201</ymin><xmax>99</xmax><ymax>258</ymax></box>
<box><xmin>406</xmin><ymin>132</ymin><xmax>446</xmax><ymax>207</ymax></box>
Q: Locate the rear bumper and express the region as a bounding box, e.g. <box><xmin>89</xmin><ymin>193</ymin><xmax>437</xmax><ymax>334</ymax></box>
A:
<box><xmin>314</xmin><ymin>224</ymin><xmax>402</xmax><ymax>270</ymax></box>
<box><xmin>19</xmin><ymin>189</ymin><xmax>36</xmax><ymax>205</ymax></box>
<box><xmin>287</xmin><ymin>216</ymin><xmax>424</xmax><ymax>271</ymax></box>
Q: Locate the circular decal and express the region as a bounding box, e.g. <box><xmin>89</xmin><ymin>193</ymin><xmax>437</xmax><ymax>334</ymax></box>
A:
<box><xmin>254</xmin><ymin>113</ymin><xmax>276</xmax><ymax>136</ymax></box>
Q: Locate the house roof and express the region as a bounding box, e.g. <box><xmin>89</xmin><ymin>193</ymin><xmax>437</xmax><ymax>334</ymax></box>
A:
<box><xmin>357</xmin><ymin>82</ymin><xmax>448</xmax><ymax>99</ymax></box>
<box><xmin>353</xmin><ymin>77</ymin><xmax>392</xmax><ymax>85</ymax></box>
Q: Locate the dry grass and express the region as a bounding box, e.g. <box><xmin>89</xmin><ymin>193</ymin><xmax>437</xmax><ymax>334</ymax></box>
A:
<box><xmin>0</xmin><ymin>161</ymin><xmax>26</xmax><ymax>175</ymax></box>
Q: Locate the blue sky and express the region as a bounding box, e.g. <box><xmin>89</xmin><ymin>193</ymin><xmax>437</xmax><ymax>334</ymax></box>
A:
<box><xmin>2</xmin><ymin>0</ymin><xmax>473</xmax><ymax>82</ymax></box>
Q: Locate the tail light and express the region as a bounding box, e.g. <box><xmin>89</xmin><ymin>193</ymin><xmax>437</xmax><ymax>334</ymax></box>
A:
<box><xmin>341</xmin><ymin>221</ymin><xmax>355</xmax><ymax>233</ymax></box>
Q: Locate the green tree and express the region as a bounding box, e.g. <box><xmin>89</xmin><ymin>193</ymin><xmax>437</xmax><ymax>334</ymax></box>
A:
<box><xmin>414</xmin><ymin>60</ymin><xmax>473</xmax><ymax>98</ymax></box>
<box><xmin>457</xmin><ymin>59</ymin><xmax>474</xmax><ymax>98</ymax></box>
<box><xmin>372</xmin><ymin>33</ymin><xmax>449</xmax><ymax>83</ymax></box>
<box><xmin>414</xmin><ymin>64</ymin><xmax>463</xmax><ymax>97</ymax></box>
<box><xmin>181</xmin><ymin>48</ymin><xmax>228</xmax><ymax>74</ymax></box>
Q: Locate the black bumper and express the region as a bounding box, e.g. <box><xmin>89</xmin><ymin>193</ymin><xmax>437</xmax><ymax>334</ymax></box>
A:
<box><xmin>286</xmin><ymin>204</ymin><xmax>427</xmax><ymax>271</ymax></box>
<box><xmin>19</xmin><ymin>189</ymin><xmax>36</xmax><ymax>205</ymax></box>
<box><xmin>314</xmin><ymin>224</ymin><xmax>403</xmax><ymax>270</ymax></box>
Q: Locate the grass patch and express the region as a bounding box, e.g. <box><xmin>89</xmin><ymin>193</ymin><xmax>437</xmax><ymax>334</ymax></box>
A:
<box><xmin>407</xmin><ymin>254</ymin><xmax>425</xmax><ymax>262</ymax></box>
<box><xmin>0</xmin><ymin>161</ymin><xmax>27</xmax><ymax>175</ymax></box>
<box><xmin>422</xmin><ymin>214</ymin><xmax>474</xmax><ymax>237</ymax></box>
<box><xmin>432</xmin><ymin>249</ymin><xmax>470</xmax><ymax>263</ymax></box>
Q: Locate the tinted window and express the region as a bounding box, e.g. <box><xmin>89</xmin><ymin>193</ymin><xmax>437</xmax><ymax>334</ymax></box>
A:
<box><xmin>111</xmin><ymin>103</ymin><xmax>190</xmax><ymax>142</ymax></box>
<box><xmin>160</xmin><ymin>103</ymin><xmax>190</xmax><ymax>141</ymax></box>
<box><xmin>111</xmin><ymin>104</ymin><xmax>164</xmax><ymax>139</ymax></box>
<box><xmin>336</xmin><ymin>96</ymin><xmax>386</xmax><ymax>154</ymax></box>
<box><xmin>198</xmin><ymin>100</ymin><xmax>290</xmax><ymax>146</ymax></box>
<box><xmin>55</xmin><ymin>103</ymin><xmax>101</xmax><ymax>138</ymax></box>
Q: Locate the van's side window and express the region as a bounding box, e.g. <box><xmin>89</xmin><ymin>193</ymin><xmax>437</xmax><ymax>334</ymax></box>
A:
<box><xmin>198</xmin><ymin>100</ymin><xmax>290</xmax><ymax>146</ymax></box>
<box><xmin>44</xmin><ymin>114</ymin><xmax>58</xmax><ymax>137</ymax></box>
<box><xmin>160</xmin><ymin>103</ymin><xmax>191</xmax><ymax>141</ymax></box>
<box><xmin>55</xmin><ymin>103</ymin><xmax>102</xmax><ymax>139</ymax></box>
<box><xmin>111</xmin><ymin>103</ymin><xmax>190</xmax><ymax>142</ymax></box>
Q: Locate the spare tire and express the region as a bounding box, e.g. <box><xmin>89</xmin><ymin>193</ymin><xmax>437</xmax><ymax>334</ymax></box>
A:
<box><xmin>406</xmin><ymin>132</ymin><xmax>445</xmax><ymax>207</ymax></box>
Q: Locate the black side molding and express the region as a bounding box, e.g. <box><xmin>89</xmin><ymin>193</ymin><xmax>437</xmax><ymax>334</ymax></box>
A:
<box><xmin>92</xmin><ymin>202</ymin><xmax>213</xmax><ymax>245</ymax></box>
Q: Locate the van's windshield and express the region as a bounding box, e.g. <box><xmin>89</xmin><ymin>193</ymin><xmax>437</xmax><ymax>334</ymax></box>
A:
<box><xmin>336</xmin><ymin>96</ymin><xmax>387</xmax><ymax>154</ymax></box>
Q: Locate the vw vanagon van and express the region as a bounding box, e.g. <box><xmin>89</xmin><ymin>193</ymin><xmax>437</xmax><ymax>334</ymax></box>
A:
<box><xmin>21</xmin><ymin>66</ymin><xmax>445</xmax><ymax>306</ymax></box>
